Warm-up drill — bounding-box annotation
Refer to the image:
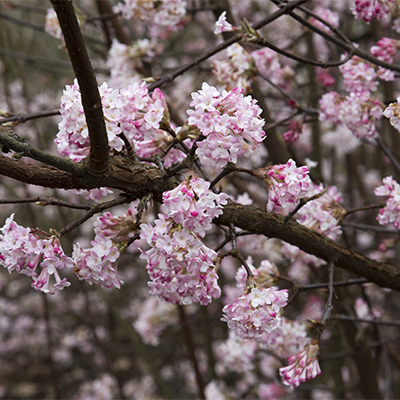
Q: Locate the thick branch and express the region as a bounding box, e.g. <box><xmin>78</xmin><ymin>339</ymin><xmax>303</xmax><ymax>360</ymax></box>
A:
<box><xmin>51</xmin><ymin>0</ymin><xmax>109</xmax><ymax>176</ymax></box>
<box><xmin>0</xmin><ymin>154</ymin><xmax>176</xmax><ymax>201</ymax></box>
<box><xmin>216</xmin><ymin>203</ymin><xmax>400</xmax><ymax>291</ymax></box>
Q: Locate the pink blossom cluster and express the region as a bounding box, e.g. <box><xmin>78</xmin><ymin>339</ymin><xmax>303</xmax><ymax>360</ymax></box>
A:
<box><xmin>212</xmin><ymin>43</ymin><xmax>254</xmax><ymax>92</ymax></box>
<box><xmin>72</xmin><ymin>236</ymin><xmax>123</xmax><ymax>289</ymax></box>
<box><xmin>55</xmin><ymin>80</ymin><xmax>168</xmax><ymax>161</ymax></box>
<box><xmin>374</xmin><ymin>176</ymin><xmax>400</xmax><ymax>228</ymax></box>
<box><xmin>140</xmin><ymin>214</ymin><xmax>221</xmax><ymax>305</ymax></box>
<box><xmin>254</xmin><ymin>159</ymin><xmax>311</xmax><ymax>213</ymax></box>
<box><xmin>319</xmin><ymin>91</ymin><xmax>383</xmax><ymax>139</ymax></box>
<box><xmin>252</xmin><ymin>48</ymin><xmax>295</xmax><ymax>92</ymax></box>
<box><xmin>140</xmin><ymin>175</ymin><xmax>227</xmax><ymax>305</ymax></box>
<box><xmin>282</xmin><ymin>120</ymin><xmax>303</xmax><ymax>143</ymax></box>
<box><xmin>106</xmin><ymin>39</ymin><xmax>157</xmax><ymax>87</ymax></box>
<box><xmin>0</xmin><ymin>214</ymin><xmax>72</xmax><ymax>294</ymax></box>
<box><xmin>215</xmin><ymin>331</ymin><xmax>258</xmax><ymax>373</ymax></box>
<box><xmin>221</xmin><ymin>284</ymin><xmax>288</xmax><ymax>338</ymax></box>
<box><xmin>44</xmin><ymin>9</ymin><xmax>63</xmax><ymax>41</ymax></box>
<box><xmin>309</xmin><ymin>6</ymin><xmax>339</xmax><ymax>32</ymax></box>
<box><xmin>383</xmin><ymin>95</ymin><xmax>400</xmax><ymax>132</ymax></box>
<box><xmin>370</xmin><ymin>37</ymin><xmax>399</xmax><ymax>81</ymax></box>
<box><xmin>113</xmin><ymin>0</ymin><xmax>187</xmax><ymax>39</ymax></box>
<box><xmin>352</xmin><ymin>0</ymin><xmax>394</xmax><ymax>22</ymax></box>
<box><xmin>297</xmin><ymin>184</ymin><xmax>344</xmax><ymax>240</ymax></box>
<box><xmin>187</xmin><ymin>83</ymin><xmax>265</xmax><ymax>168</ymax></box>
<box><xmin>339</xmin><ymin>56</ymin><xmax>378</xmax><ymax>95</ymax></box>
<box><xmin>162</xmin><ymin>173</ymin><xmax>229</xmax><ymax>237</ymax></box>
<box><xmin>132</xmin><ymin>296</ymin><xmax>178</xmax><ymax>346</ymax></box>
<box><xmin>94</xmin><ymin>201</ymin><xmax>139</xmax><ymax>241</ymax></box>
<box><xmin>259</xmin><ymin>317</ymin><xmax>309</xmax><ymax>359</ymax></box>
<box><xmin>279</xmin><ymin>340</ymin><xmax>322</xmax><ymax>388</ymax></box>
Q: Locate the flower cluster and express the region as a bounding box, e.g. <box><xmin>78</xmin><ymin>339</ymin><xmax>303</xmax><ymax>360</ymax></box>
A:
<box><xmin>352</xmin><ymin>0</ymin><xmax>394</xmax><ymax>22</ymax></box>
<box><xmin>221</xmin><ymin>283</ymin><xmax>288</xmax><ymax>338</ymax></box>
<box><xmin>114</xmin><ymin>0</ymin><xmax>187</xmax><ymax>39</ymax></box>
<box><xmin>140</xmin><ymin>175</ymin><xmax>228</xmax><ymax>305</ymax></box>
<box><xmin>279</xmin><ymin>340</ymin><xmax>322</xmax><ymax>388</ymax></box>
<box><xmin>374</xmin><ymin>176</ymin><xmax>400</xmax><ymax>228</ymax></box>
<box><xmin>132</xmin><ymin>296</ymin><xmax>178</xmax><ymax>346</ymax></box>
<box><xmin>370</xmin><ymin>37</ymin><xmax>399</xmax><ymax>81</ymax></box>
<box><xmin>187</xmin><ymin>83</ymin><xmax>265</xmax><ymax>168</ymax></box>
<box><xmin>72</xmin><ymin>236</ymin><xmax>123</xmax><ymax>289</ymax></box>
<box><xmin>162</xmin><ymin>174</ymin><xmax>229</xmax><ymax>237</ymax></box>
<box><xmin>383</xmin><ymin>95</ymin><xmax>400</xmax><ymax>132</ymax></box>
<box><xmin>0</xmin><ymin>214</ymin><xmax>72</xmax><ymax>294</ymax></box>
<box><xmin>44</xmin><ymin>9</ymin><xmax>63</xmax><ymax>41</ymax></box>
<box><xmin>339</xmin><ymin>56</ymin><xmax>378</xmax><ymax>95</ymax></box>
<box><xmin>309</xmin><ymin>5</ymin><xmax>339</xmax><ymax>32</ymax></box>
<box><xmin>94</xmin><ymin>201</ymin><xmax>139</xmax><ymax>241</ymax></box>
<box><xmin>282</xmin><ymin>120</ymin><xmax>303</xmax><ymax>143</ymax></box>
<box><xmin>297</xmin><ymin>184</ymin><xmax>344</xmax><ymax>240</ymax></box>
<box><xmin>319</xmin><ymin>91</ymin><xmax>383</xmax><ymax>140</ymax></box>
<box><xmin>55</xmin><ymin>80</ymin><xmax>168</xmax><ymax>161</ymax></box>
<box><xmin>254</xmin><ymin>159</ymin><xmax>311</xmax><ymax>213</ymax></box>
<box><xmin>212</xmin><ymin>43</ymin><xmax>255</xmax><ymax>92</ymax></box>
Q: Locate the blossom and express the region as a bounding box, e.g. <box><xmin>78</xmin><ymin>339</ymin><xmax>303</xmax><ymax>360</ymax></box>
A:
<box><xmin>254</xmin><ymin>159</ymin><xmax>311</xmax><ymax>213</ymax></box>
<box><xmin>0</xmin><ymin>214</ymin><xmax>72</xmax><ymax>294</ymax></box>
<box><xmin>383</xmin><ymin>96</ymin><xmax>400</xmax><ymax>132</ymax></box>
<box><xmin>374</xmin><ymin>176</ymin><xmax>400</xmax><ymax>228</ymax></box>
<box><xmin>352</xmin><ymin>0</ymin><xmax>394</xmax><ymax>23</ymax></box>
<box><xmin>221</xmin><ymin>283</ymin><xmax>288</xmax><ymax>338</ymax></box>
<box><xmin>279</xmin><ymin>340</ymin><xmax>322</xmax><ymax>388</ymax></box>
<box><xmin>114</xmin><ymin>0</ymin><xmax>187</xmax><ymax>39</ymax></box>
<box><xmin>55</xmin><ymin>80</ymin><xmax>169</xmax><ymax>161</ymax></box>
<box><xmin>44</xmin><ymin>9</ymin><xmax>63</xmax><ymax>41</ymax></box>
<box><xmin>214</xmin><ymin>11</ymin><xmax>235</xmax><ymax>34</ymax></box>
<box><xmin>72</xmin><ymin>236</ymin><xmax>123</xmax><ymax>289</ymax></box>
<box><xmin>187</xmin><ymin>83</ymin><xmax>265</xmax><ymax>168</ymax></box>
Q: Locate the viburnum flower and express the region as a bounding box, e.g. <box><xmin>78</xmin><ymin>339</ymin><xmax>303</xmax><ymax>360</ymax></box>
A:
<box><xmin>282</xmin><ymin>120</ymin><xmax>303</xmax><ymax>143</ymax></box>
<box><xmin>296</xmin><ymin>184</ymin><xmax>344</xmax><ymax>240</ymax></box>
<box><xmin>383</xmin><ymin>95</ymin><xmax>400</xmax><ymax>132</ymax></box>
<box><xmin>44</xmin><ymin>9</ymin><xmax>63</xmax><ymax>41</ymax></box>
<box><xmin>319</xmin><ymin>91</ymin><xmax>383</xmax><ymax>140</ymax></box>
<box><xmin>309</xmin><ymin>6</ymin><xmax>339</xmax><ymax>32</ymax></box>
<box><xmin>113</xmin><ymin>0</ymin><xmax>187</xmax><ymax>39</ymax></box>
<box><xmin>140</xmin><ymin>215</ymin><xmax>221</xmax><ymax>305</ymax></box>
<box><xmin>55</xmin><ymin>80</ymin><xmax>169</xmax><ymax>161</ymax></box>
<box><xmin>374</xmin><ymin>176</ymin><xmax>400</xmax><ymax>228</ymax></box>
<box><xmin>339</xmin><ymin>56</ymin><xmax>378</xmax><ymax>95</ymax></box>
<box><xmin>214</xmin><ymin>11</ymin><xmax>235</xmax><ymax>34</ymax></box>
<box><xmin>162</xmin><ymin>173</ymin><xmax>229</xmax><ymax>237</ymax></box>
<box><xmin>370</xmin><ymin>37</ymin><xmax>399</xmax><ymax>81</ymax></box>
<box><xmin>221</xmin><ymin>278</ymin><xmax>288</xmax><ymax>338</ymax></box>
<box><xmin>352</xmin><ymin>0</ymin><xmax>394</xmax><ymax>22</ymax></box>
<box><xmin>279</xmin><ymin>339</ymin><xmax>322</xmax><ymax>388</ymax></box>
<box><xmin>94</xmin><ymin>201</ymin><xmax>140</xmax><ymax>241</ymax></box>
<box><xmin>72</xmin><ymin>236</ymin><xmax>123</xmax><ymax>289</ymax></box>
<box><xmin>187</xmin><ymin>83</ymin><xmax>265</xmax><ymax>168</ymax></box>
<box><xmin>254</xmin><ymin>159</ymin><xmax>311</xmax><ymax>213</ymax></box>
<box><xmin>0</xmin><ymin>214</ymin><xmax>72</xmax><ymax>294</ymax></box>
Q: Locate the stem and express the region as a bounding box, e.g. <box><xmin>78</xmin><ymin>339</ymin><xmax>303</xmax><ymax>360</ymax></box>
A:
<box><xmin>178</xmin><ymin>305</ymin><xmax>205</xmax><ymax>400</ymax></box>
<box><xmin>51</xmin><ymin>0</ymin><xmax>109</xmax><ymax>177</ymax></box>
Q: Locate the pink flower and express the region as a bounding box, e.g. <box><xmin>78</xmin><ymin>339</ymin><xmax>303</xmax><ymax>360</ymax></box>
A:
<box><xmin>374</xmin><ymin>176</ymin><xmax>400</xmax><ymax>228</ymax></box>
<box><xmin>279</xmin><ymin>340</ymin><xmax>322</xmax><ymax>388</ymax></box>
<box><xmin>221</xmin><ymin>284</ymin><xmax>288</xmax><ymax>338</ymax></box>
<box><xmin>214</xmin><ymin>11</ymin><xmax>235</xmax><ymax>34</ymax></box>
<box><xmin>352</xmin><ymin>0</ymin><xmax>394</xmax><ymax>23</ymax></box>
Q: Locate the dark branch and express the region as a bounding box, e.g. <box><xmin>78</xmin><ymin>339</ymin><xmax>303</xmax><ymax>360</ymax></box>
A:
<box><xmin>51</xmin><ymin>0</ymin><xmax>109</xmax><ymax>177</ymax></box>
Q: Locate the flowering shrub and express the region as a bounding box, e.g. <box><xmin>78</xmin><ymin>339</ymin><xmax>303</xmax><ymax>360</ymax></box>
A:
<box><xmin>1</xmin><ymin>1</ymin><xmax>400</xmax><ymax>398</ymax></box>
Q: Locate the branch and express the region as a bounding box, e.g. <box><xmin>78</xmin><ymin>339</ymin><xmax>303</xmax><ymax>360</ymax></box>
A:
<box><xmin>147</xmin><ymin>0</ymin><xmax>308</xmax><ymax>91</ymax></box>
<box><xmin>51</xmin><ymin>0</ymin><xmax>109</xmax><ymax>177</ymax></box>
<box><xmin>0</xmin><ymin>131</ymin><xmax>85</xmax><ymax>175</ymax></box>
<box><xmin>271</xmin><ymin>0</ymin><xmax>400</xmax><ymax>73</ymax></box>
<box><xmin>216</xmin><ymin>202</ymin><xmax>400</xmax><ymax>291</ymax></box>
